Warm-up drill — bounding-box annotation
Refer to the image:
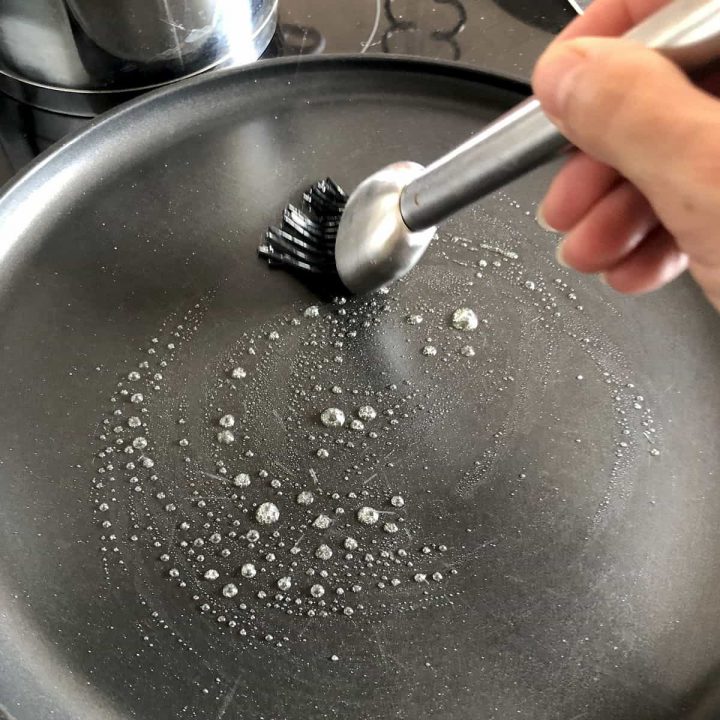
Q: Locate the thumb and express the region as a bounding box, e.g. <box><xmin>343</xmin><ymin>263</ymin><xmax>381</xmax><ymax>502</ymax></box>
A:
<box><xmin>532</xmin><ymin>37</ymin><xmax>720</xmax><ymax>270</ymax></box>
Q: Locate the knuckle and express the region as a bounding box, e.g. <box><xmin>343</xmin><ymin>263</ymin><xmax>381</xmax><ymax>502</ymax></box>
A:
<box><xmin>659</xmin><ymin>134</ymin><xmax>720</xmax><ymax>255</ymax></box>
<box><xmin>683</xmin><ymin>133</ymin><xmax>720</xmax><ymax>192</ymax></box>
<box><xmin>564</xmin><ymin>51</ymin><xmax>648</xmax><ymax>142</ymax></box>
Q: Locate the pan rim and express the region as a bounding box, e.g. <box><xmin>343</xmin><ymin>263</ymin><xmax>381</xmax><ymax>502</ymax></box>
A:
<box><xmin>0</xmin><ymin>54</ymin><xmax>530</xmax><ymax>203</ymax></box>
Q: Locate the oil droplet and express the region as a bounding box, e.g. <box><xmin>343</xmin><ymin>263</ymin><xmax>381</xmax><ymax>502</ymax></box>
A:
<box><xmin>204</xmin><ymin>569</ymin><xmax>219</xmax><ymax>580</ymax></box>
<box><xmin>256</xmin><ymin>502</ymin><xmax>280</xmax><ymax>524</ymax></box>
<box><xmin>313</xmin><ymin>514</ymin><xmax>332</xmax><ymax>530</ymax></box>
<box><xmin>296</xmin><ymin>491</ymin><xmax>314</xmax><ymax>505</ymax></box>
<box><xmin>406</xmin><ymin>314</ymin><xmax>423</xmax><ymax>325</ymax></box>
<box><xmin>217</xmin><ymin>430</ymin><xmax>235</xmax><ymax>444</ymax></box>
<box><xmin>231</xmin><ymin>367</ymin><xmax>247</xmax><ymax>379</ymax></box>
<box><xmin>310</xmin><ymin>583</ymin><xmax>325</xmax><ymax>598</ymax></box>
<box><xmin>390</xmin><ymin>495</ymin><xmax>404</xmax><ymax>508</ymax></box>
<box><xmin>241</xmin><ymin>563</ymin><xmax>257</xmax><ymax>578</ymax></box>
<box><xmin>383</xmin><ymin>522</ymin><xmax>399</xmax><ymax>534</ymax></box>
<box><xmin>451</xmin><ymin>307</ymin><xmax>478</xmax><ymax>331</ymax></box>
<box><xmin>219</xmin><ymin>414</ymin><xmax>235</xmax><ymax>428</ymax></box>
<box><xmin>222</xmin><ymin>583</ymin><xmax>238</xmax><ymax>598</ymax></box>
<box><xmin>130</xmin><ymin>393</ymin><xmax>144</xmax><ymax>404</ymax></box>
<box><xmin>460</xmin><ymin>345</ymin><xmax>475</xmax><ymax>357</ymax></box>
<box><xmin>304</xmin><ymin>305</ymin><xmax>320</xmax><ymax>318</ymax></box>
<box><xmin>422</xmin><ymin>345</ymin><xmax>437</xmax><ymax>356</ymax></box>
<box><xmin>357</xmin><ymin>406</ymin><xmax>377</xmax><ymax>422</ymax></box>
<box><xmin>349</xmin><ymin>419</ymin><xmax>365</xmax><ymax>431</ymax></box>
<box><xmin>233</xmin><ymin>473</ymin><xmax>251</xmax><ymax>487</ymax></box>
<box><xmin>320</xmin><ymin>408</ymin><xmax>345</xmax><ymax>428</ymax></box>
<box><xmin>132</xmin><ymin>437</ymin><xmax>147</xmax><ymax>450</ymax></box>
<box><xmin>344</xmin><ymin>537</ymin><xmax>358</xmax><ymax>551</ymax></box>
<box><xmin>277</xmin><ymin>576</ymin><xmax>292</xmax><ymax>591</ymax></box>
<box><xmin>357</xmin><ymin>506</ymin><xmax>379</xmax><ymax>525</ymax></box>
<box><xmin>128</xmin><ymin>416</ymin><xmax>142</xmax><ymax>428</ymax></box>
<box><xmin>315</xmin><ymin>544</ymin><xmax>333</xmax><ymax>560</ymax></box>
<box><xmin>127</xmin><ymin>371</ymin><xmax>141</xmax><ymax>381</ymax></box>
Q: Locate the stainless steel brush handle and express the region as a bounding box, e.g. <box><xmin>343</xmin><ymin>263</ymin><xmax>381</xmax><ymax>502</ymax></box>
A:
<box><xmin>399</xmin><ymin>0</ymin><xmax>720</xmax><ymax>232</ymax></box>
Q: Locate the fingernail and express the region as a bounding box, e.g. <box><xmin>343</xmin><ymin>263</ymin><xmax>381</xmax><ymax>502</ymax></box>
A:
<box><xmin>555</xmin><ymin>242</ymin><xmax>569</xmax><ymax>268</ymax></box>
<box><xmin>536</xmin><ymin>204</ymin><xmax>558</xmax><ymax>233</ymax></box>
<box><xmin>533</xmin><ymin>43</ymin><xmax>588</xmax><ymax>121</ymax></box>
<box><xmin>598</xmin><ymin>273</ymin><xmax>610</xmax><ymax>286</ymax></box>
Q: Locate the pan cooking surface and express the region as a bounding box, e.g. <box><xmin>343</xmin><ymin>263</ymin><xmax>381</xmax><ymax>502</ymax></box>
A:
<box><xmin>0</xmin><ymin>57</ymin><xmax>719</xmax><ymax>720</ymax></box>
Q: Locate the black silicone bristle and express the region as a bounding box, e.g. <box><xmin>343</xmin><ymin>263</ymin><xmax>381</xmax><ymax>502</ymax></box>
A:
<box><xmin>258</xmin><ymin>178</ymin><xmax>348</xmax><ymax>281</ymax></box>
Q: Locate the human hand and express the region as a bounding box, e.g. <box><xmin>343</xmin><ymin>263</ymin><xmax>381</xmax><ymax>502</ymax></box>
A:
<box><xmin>531</xmin><ymin>0</ymin><xmax>720</xmax><ymax>312</ymax></box>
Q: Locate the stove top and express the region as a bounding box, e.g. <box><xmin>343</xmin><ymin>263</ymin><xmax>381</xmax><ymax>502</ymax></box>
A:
<box><xmin>276</xmin><ymin>0</ymin><xmax>573</xmax><ymax>68</ymax></box>
<box><xmin>0</xmin><ymin>0</ymin><xmax>574</xmax><ymax>185</ymax></box>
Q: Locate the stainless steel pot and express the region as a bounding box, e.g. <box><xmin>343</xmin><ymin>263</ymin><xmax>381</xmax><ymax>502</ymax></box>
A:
<box><xmin>0</xmin><ymin>0</ymin><xmax>278</xmax><ymax>115</ymax></box>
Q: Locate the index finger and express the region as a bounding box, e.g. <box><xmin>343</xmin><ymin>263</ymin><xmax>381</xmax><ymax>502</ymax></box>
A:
<box><xmin>556</xmin><ymin>0</ymin><xmax>672</xmax><ymax>41</ymax></box>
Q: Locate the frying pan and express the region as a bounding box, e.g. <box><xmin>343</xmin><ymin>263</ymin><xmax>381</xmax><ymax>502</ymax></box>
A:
<box><xmin>1</xmin><ymin>56</ymin><xmax>720</xmax><ymax>720</ymax></box>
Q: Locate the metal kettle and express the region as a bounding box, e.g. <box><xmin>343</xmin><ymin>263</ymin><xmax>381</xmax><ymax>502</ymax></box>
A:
<box><xmin>0</xmin><ymin>0</ymin><xmax>278</xmax><ymax>115</ymax></box>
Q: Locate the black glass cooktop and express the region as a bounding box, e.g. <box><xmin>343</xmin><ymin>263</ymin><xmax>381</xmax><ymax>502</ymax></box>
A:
<box><xmin>0</xmin><ymin>0</ymin><xmax>574</xmax><ymax>184</ymax></box>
